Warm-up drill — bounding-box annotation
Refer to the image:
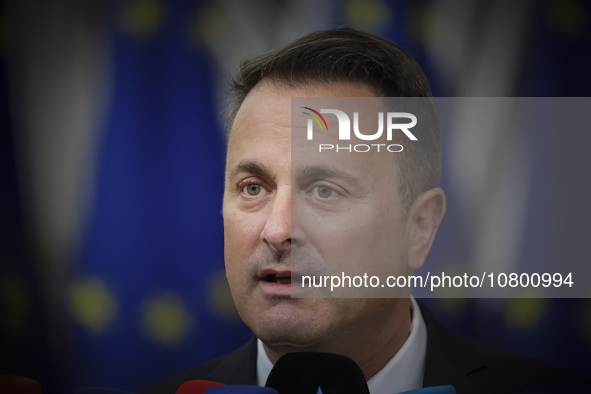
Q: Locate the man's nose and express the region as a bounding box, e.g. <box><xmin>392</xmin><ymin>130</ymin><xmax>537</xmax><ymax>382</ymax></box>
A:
<box><xmin>261</xmin><ymin>188</ymin><xmax>291</xmax><ymax>251</ymax></box>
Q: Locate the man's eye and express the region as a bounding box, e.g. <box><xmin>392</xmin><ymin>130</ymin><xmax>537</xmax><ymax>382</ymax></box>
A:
<box><xmin>243</xmin><ymin>184</ymin><xmax>266</xmax><ymax>196</ymax></box>
<box><xmin>314</xmin><ymin>186</ymin><xmax>336</xmax><ymax>199</ymax></box>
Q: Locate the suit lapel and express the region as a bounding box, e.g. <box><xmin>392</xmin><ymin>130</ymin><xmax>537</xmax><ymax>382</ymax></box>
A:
<box><xmin>418</xmin><ymin>301</ymin><xmax>487</xmax><ymax>390</ymax></box>
<box><xmin>208</xmin><ymin>336</ymin><xmax>258</xmax><ymax>385</ymax></box>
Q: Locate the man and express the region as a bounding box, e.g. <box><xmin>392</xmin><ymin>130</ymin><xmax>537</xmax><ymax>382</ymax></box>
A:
<box><xmin>140</xmin><ymin>28</ymin><xmax>585</xmax><ymax>393</ymax></box>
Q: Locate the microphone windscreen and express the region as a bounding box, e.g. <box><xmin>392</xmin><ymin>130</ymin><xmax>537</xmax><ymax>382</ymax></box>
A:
<box><xmin>265</xmin><ymin>352</ymin><xmax>369</xmax><ymax>394</ymax></box>
<box><xmin>74</xmin><ymin>387</ymin><xmax>135</xmax><ymax>394</ymax></box>
<box><xmin>205</xmin><ymin>387</ymin><xmax>278</xmax><ymax>393</ymax></box>
<box><xmin>0</xmin><ymin>374</ymin><xmax>42</xmax><ymax>394</ymax></box>
<box><xmin>399</xmin><ymin>386</ymin><xmax>456</xmax><ymax>393</ymax></box>
<box><xmin>175</xmin><ymin>380</ymin><xmax>226</xmax><ymax>394</ymax></box>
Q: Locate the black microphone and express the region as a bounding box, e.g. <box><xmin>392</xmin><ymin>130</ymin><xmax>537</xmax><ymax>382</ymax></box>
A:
<box><xmin>265</xmin><ymin>352</ymin><xmax>370</xmax><ymax>394</ymax></box>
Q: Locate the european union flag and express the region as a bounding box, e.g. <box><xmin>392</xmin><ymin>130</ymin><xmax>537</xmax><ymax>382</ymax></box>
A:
<box><xmin>67</xmin><ymin>1</ymin><xmax>251</xmax><ymax>391</ymax></box>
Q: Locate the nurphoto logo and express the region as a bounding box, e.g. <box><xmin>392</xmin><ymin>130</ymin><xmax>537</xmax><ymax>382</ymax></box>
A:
<box><xmin>302</xmin><ymin>107</ymin><xmax>417</xmax><ymax>152</ymax></box>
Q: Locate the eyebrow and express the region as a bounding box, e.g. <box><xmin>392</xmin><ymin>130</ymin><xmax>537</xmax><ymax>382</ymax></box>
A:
<box><xmin>228</xmin><ymin>160</ymin><xmax>273</xmax><ymax>180</ymax></box>
<box><xmin>228</xmin><ymin>161</ymin><xmax>361</xmax><ymax>187</ymax></box>
<box><xmin>294</xmin><ymin>165</ymin><xmax>361</xmax><ymax>187</ymax></box>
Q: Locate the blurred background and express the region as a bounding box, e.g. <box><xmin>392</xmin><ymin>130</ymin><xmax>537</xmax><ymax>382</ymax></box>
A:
<box><xmin>1</xmin><ymin>0</ymin><xmax>590</xmax><ymax>392</ymax></box>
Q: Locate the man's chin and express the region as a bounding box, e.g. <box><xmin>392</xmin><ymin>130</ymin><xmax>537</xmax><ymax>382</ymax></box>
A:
<box><xmin>249</xmin><ymin>304</ymin><xmax>331</xmax><ymax>348</ymax></box>
<box><xmin>257</xmin><ymin>329</ymin><xmax>328</xmax><ymax>351</ymax></box>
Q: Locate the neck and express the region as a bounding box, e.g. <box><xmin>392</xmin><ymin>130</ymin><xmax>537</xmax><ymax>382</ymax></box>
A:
<box><xmin>263</xmin><ymin>297</ymin><xmax>413</xmax><ymax>380</ymax></box>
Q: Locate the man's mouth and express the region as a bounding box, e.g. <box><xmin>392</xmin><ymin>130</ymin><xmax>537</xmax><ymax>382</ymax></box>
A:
<box><xmin>260</xmin><ymin>273</ymin><xmax>302</xmax><ymax>285</ymax></box>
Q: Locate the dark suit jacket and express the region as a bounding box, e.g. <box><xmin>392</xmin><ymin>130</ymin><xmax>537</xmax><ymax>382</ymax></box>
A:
<box><xmin>138</xmin><ymin>301</ymin><xmax>587</xmax><ymax>393</ymax></box>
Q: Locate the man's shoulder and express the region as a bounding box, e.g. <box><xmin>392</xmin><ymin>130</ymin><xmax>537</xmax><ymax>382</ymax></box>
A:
<box><xmin>418</xmin><ymin>301</ymin><xmax>590</xmax><ymax>393</ymax></box>
<box><xmin>137</xmin><ymin>337</ymin><xmax>257</xmax><ymax>394</ymax></box>
<box><xmin>137</xmin><ymin>357</ymin><xmax>226</xmax><ymax>394</ymax></box>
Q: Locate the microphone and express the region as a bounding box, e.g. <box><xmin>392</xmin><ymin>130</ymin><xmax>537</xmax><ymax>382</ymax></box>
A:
<box><xmin>74</xmin><ymin>388</ymin><xmax>135</xmax><ymax>394</ymax></box>
<box><xmin>265</xmin><ymin>352</ymin><xmax>370</xmax><ymax>394</ymax></box>
<box><xmin>175</xmin><ymin>380</ymin><xmax>226</xmax><ymax>393</ymax></box>
<box><xmin>0</xmin><ymin>374</ymin><xmax>42</xmax><ymax>394</ymax></box>
<box><xmin>205</xmin><ymin>387</ymin><xmax>278</xmax><ymax>393</ymax></box>
<box><xmin>399</xmin><ymin>386</ymin><xmax>456</xmax><ymax>393</ymax></box>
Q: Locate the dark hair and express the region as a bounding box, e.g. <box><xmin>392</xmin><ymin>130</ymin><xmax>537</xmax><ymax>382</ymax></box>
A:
<box><xmin>227</xmin><ymin>27</ymin><xmax>441</xmax><ymax>209</ymax></box>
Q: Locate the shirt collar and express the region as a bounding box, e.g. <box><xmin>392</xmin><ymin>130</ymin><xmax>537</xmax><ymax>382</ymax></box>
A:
<box><xmin>256</xmin><ymin>296</ymin><xmax>427</xmax><ymax>393</ymax></box>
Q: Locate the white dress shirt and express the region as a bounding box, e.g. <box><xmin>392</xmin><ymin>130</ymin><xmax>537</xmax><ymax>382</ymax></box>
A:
<box><xmin>256</xmin><ymin>296</ymin><xmax>427</xmax><ymax>393</ymax></box>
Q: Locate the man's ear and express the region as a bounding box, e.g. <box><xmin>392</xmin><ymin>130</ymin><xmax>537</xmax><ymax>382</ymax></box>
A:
<box><xmin>406</xmin><ymin>187</ymin><xmax>446</xmax><ymax>271</ymax></box>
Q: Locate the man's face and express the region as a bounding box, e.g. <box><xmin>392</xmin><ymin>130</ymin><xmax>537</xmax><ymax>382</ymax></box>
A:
<box><xmin>222</xmin><ymin>81</ymin><xmax>411</xmax><ymax>349</ymax></box>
